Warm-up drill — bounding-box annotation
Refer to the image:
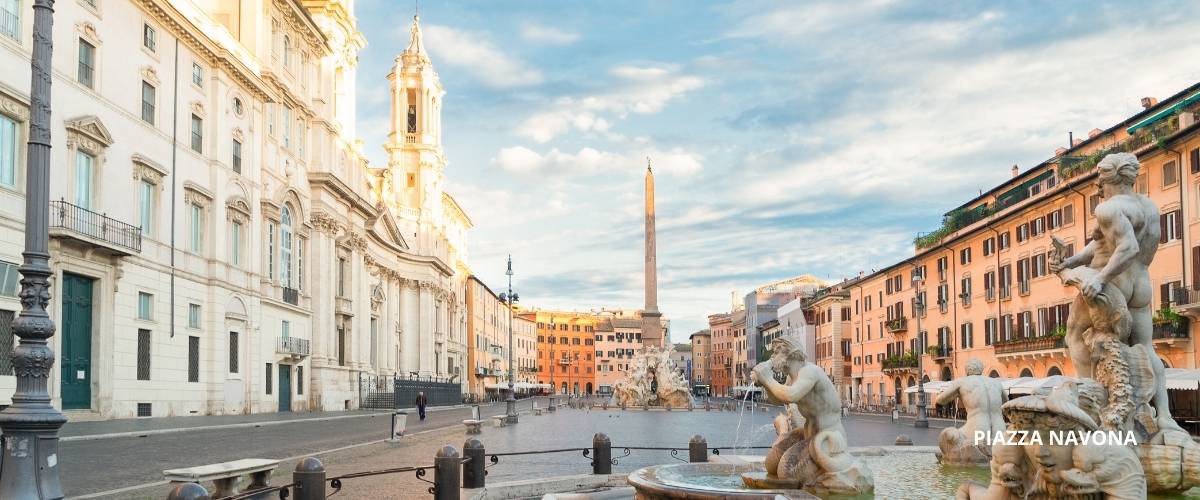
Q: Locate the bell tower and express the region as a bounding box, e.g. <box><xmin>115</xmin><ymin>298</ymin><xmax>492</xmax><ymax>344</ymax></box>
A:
<box><xmin>385</xmin><ymin>14</ymin><xmax>446</xmax><ymax>219</ymax></box>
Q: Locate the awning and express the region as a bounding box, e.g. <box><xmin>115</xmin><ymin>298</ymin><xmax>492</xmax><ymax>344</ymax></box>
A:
<box><xmin>1127</xmin><ymin>90</ymin><xmax>1200</xmax><ymax>134</ymax></box>
<box><xmin>1165</xmin><ymin>368</ymin><xmax>1200</xmax><ymax>391</ymax></box>
<box><xmin>484</xmin><ymin>382</ymin><xmax>550</xmax><ymax>390</ymax></box>
<box><xmin>1007</xmin><ymin>375</ymin><xmax>1074</xmax><ymax>396</ymax></box>
<box><xmin>903</xmin><ymin>380</ymin><xmax>953</xmax><ymax>397</ymax></box>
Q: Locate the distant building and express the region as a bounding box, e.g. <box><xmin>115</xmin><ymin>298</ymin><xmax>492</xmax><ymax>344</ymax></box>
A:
<box><xmin>673</xmin><ymin>343</ymin><xmax>693</xmax><ymax>383</ymax></box>
<box><xmin>522</xmin><ymin>310</ymin><xmax>598</xmax><ymax>395</ymax></box>
<box><xmin>689</xmin><ymin>330</ymin><xmax>711</xmax><ymax>393</ymax></box>
<box><xmin>709</xmin><ymin>313</ymin><xmax>733</xmax><ymax>396</ymax></box>
<box><xmin>744</xmin><ymin>275</ymin><xmax>827</xmax><ymax>368</ymax></box>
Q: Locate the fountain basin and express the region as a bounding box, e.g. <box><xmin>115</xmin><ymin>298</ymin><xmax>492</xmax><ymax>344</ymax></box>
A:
<box><xmin>627</xmin><ymin>463</ymin><xmax>818</xmax><ymax>499</ymax></box>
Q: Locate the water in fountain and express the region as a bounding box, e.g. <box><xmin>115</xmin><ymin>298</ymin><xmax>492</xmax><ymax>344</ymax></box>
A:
<box><xmin>732</xmin><ymin>381</ymin><xmax>757</xmax><ymax>453</ymax></box>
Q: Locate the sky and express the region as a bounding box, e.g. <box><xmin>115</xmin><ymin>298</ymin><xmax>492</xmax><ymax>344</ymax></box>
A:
<box><xmin>353</xmin><ymin>0</ymin><xmax>1200</xmax><ymax>342</ymax></box>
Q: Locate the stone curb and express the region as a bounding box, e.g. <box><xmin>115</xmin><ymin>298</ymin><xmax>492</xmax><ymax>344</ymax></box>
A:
<box><xmin>61</xmin><ymin>402</ymin><xmax>490</xmax><ymax>443</ymax></box>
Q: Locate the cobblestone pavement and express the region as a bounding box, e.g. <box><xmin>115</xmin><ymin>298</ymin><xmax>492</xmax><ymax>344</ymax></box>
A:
<box><xmin>94</xmin><ymin>406</ymin><xmax>949</xmax><ymax>499</ymax></box>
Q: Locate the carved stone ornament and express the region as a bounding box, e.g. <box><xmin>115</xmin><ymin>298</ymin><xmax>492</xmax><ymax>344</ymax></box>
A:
<box><xmin>226</xmin><ymin>197</ymin><xmax>252</xmax><ymax>224</ymax></box>
<box><xmin>65</xmin><ymin>115</ymin><xmax>114</xmax><ymax>156</ymax></box>
<box><xmin>140</xmin><ymin>66</ymin><xmax>161</xmax><ymax>87</ymax></box>
<box><xmin>0</xmin><ymin>85</ymin><xmax>31</xmax><ymax>122</ymax></box>
<box><xmin>183</xmin><ymin>183</ymin><xmax>214</xmax><ymax>207</ymax></box>
<box><xmin>131</xmin><ymin>154</ymin><xmax>168</xmax><ymax>187</ymax></box>
<box><xmin>76</xmin><ymin>21</ymin><xmax>101</xmax><ymax>44</ymax></box>
<box><xmin>310</xmin><ymin>211</ymin><xmax>344</xmax><ymax>236</ymax></box>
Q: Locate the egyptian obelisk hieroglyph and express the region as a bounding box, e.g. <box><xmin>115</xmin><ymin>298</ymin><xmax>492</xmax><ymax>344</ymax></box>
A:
<box><xmin>642</xmin><ymin>160</ymin><xmax>665</xmax><ymax>347</ymax></box>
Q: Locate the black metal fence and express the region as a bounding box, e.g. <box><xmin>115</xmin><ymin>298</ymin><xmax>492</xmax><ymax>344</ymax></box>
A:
<box><xmin>359</xmin><ymin>373</ymin><xmax>463</xmax><ymax>409</ymax></box>
<box><xmin>49</xmin><ymin>199</ymin><xmax>142</xmax><ymax>253</ymax></box>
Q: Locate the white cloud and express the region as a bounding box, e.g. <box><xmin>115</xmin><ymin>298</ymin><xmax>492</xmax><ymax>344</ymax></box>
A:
<box><xmin>520</xmin><ymin>23</ymin><xmax>581</xmax><ymax>45</ymax></box>
<box><xmin>422</xmin><ymin>25</ymin><xmax>544</xmax><ymax>88</ymax></box>
<box><xmin>517</xmin><ymin>65</ymin><xmax>703</xmax><ymax>142</ymax></box>
<box><xmin>491</xmin><ymin>145</ymin><xmax>702</xmax><ymax>178</ymax></box>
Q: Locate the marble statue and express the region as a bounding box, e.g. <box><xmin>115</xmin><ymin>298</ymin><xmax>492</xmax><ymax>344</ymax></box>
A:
<box><xmin>744</xmin><ymin>335</ymin><xmax>873</xmax><ymax>495</ymax></box>
<box><xmin>611</xmin><ymin>345</ymin><xmax>691</xmax><ymax>408</ymax></box>
<box><xmin>1049</xmin><ymin>152</ymin><xmax>1180</xmax><ymax>436</ymax></box>
<box><xmin>936</xmin><ymin>358</ymin><xmax>1005</xmax><ymax>465</ymax></box>
<box><xmin>958</xmin><ymin>153</ymin><xmax>1200</xmax><ymax>498</ymax></box>
<box><xmin>957</xmin><ymin>380</ymin><xmax>1146</xmax><ymax>500</ymax></box>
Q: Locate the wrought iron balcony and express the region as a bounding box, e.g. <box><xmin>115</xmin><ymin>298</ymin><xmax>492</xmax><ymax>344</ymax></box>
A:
<box><xmin>881</xmin><ymin>355</ymin><xmax>918</xmax><ymax>371</ymax></box>
<box><xmin>931</xmin><ymin>345</ymin><xmax>952</xmax><ymax>361</ymax></box>
<box><xmin>993</xmin><ymin>335</ymin><xmax>1065</xmax><ymax>355</ymax></box>
<box><xmin>283</xmin><ymin>287</ymin><xmax>299</xmax><ymax>306</ymax></box>
<box><xmin>276</xmin><ymin>336</ymin><xmax>310</xmax><ymax>358</ymax></box>
<box><xmin>49</xmin><ymin>200</ymin><xmax>141</xmax><ymax>255</ymax></box>
<box><xmin>1153</xmin><ymin>322</ymin><xmax>1189</xmax><ymax>340</ymax></box>
<box><xmin>885</xmin><ymin>317</ymin><xmax>908</xmax><ymax>333</ymax></box>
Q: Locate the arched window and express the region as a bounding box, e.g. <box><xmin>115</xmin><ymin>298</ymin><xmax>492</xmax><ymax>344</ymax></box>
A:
<box><xmin>1019</xmin><ymin>367</ymin><xmax>1033</xmax><ymax>378</ymax></box>
<box><xmin>988</xmin><ymin>370</ymin><xmax>1000</xmax><ymax>378</ymax></box>
<box><xmin>280</xmin><ymin>204</ymin><xmax>294</xmax><ymax>287</ymax></box>
<box><xmin>560</xmin><ymin>382</ymin><xmax>567</xmax><ymax>394</ymax></box>
<box><xmin>1161</xmin><ymin>357</ymin><xmax>1171</xmax><ymax>369</ymax></box>
<box><xmin>282</xmin><ymin>36</ymin><xmax>292</xmax><ymax>68</ymax></box>
<box><xmin>1047</xmin><ymin>366</ymin><xmax>1063</xmax><ymax>377</ymax></box>
<box><xmin>941</xmin><ymin>367</ymin><xmax>952</xmax><ymax>381</ymax></box>
<box><xmin>573</xmin><ymin>382</ymin><xmax>580</xmax><ymax>395</ymax></box>
<box><xmin>586</xmin><ymin>382</ymin><xmax>593</xmax><ymax>394</ymax></box>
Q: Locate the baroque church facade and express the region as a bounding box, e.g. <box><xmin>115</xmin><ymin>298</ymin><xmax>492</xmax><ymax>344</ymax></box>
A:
<box><xmin>0</xmin><ymin>0</ymin><xmax>469</xmax><ymax>419</ymax></box>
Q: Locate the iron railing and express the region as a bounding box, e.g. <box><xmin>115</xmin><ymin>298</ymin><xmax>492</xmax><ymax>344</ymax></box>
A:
<box><xmin>993</xmin><ymin>335</ymin><xmax>1065</xmax><ymax>355</ymax></box>
<box><xmin>277</xmin><ymin>336</ymin><xmax>310</xmax><ymax>356</ymax></box>
<box><xmin>885</xmin><ymin>317</ymin><xmax>908</xmax><ymax>333</ymax></box>
<box><xmin>49</xmin><ymin>199</ymin><xmax>141</xmax><ymax>253</ymax></box>
<box><xmin>1153</xmin><ymin>322</ymin><xmax>1190</xmax><ymax>340</ymax></box>
<box><xmin>359</xmin><ymin>373</ymin><xmax>464</xmax><ymax>409</ymax></box>
<box><xmin>282</xmin><ymin>286</ymin><xmax>299</xmax><ymax>305</ymax></box>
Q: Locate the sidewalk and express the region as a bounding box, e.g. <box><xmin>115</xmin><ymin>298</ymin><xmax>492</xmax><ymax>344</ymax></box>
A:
<box><xmin>60</xmin><ymin>401</ymin><xmax>510</xmax><ymax>441</ymax></box>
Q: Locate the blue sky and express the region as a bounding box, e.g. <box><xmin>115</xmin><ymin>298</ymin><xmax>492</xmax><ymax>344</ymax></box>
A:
<box><xmin>354</xmin><ymin>0</ymin><xmax>1200</xmax><ymax>342</ymax></box>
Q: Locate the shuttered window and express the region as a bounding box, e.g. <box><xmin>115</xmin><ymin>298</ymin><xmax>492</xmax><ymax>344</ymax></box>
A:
<box><xmin>229</xmin><ymin>332</ymin><xmax>239</xmax><ymax>373</ymax></box>
<box><xmin>137</xmin><ymin>329</ymin><xmax>151</xmax><ymax>380</ymax></box>
<box><xmin>1190</xmin><ymin>148</ymin><xmax>1199</xmax><ymax>174</ymax></box>
<box><xmin>188</xmin><ymin>336</ymin><xmax>199</xmax><ymax>382</ymax></box>
<box><xmin>266</xmin><ymin>363</ymin><xmax>273</xmax><ymax>394</ymax></box>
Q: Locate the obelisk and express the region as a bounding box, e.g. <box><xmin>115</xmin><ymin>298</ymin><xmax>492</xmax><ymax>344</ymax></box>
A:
<box><xmin>642</xmin><ymin>159</ymin><xmax>664</xmax><ymax>347</ymax></box>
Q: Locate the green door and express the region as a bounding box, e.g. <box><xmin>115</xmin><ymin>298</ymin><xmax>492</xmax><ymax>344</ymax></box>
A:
<box><xmin>61</xmin><ymin>273</ymin><xmax>94</xmax><ymax>410</ymax></box>
<box><xmin>278</xmin><ymin>364</ymin><xmax>291</xmax><ymax>412</ymax></box>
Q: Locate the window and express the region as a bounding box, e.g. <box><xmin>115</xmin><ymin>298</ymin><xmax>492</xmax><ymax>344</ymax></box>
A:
<box><xmin>231</xmin><ymin>139</ymin><xmax>242</xmax><ymax>174</ymax></box>
<box><xmin>282</xmin><ymin>107</ymin><xmax>292</xmax><ymax>148</ymax></box>
<box><xmin>960</xmin><ymin>247</ymin><xmax>971</xmax><ymax>265</ymax></box>
<box><xmin>190</xmin><ymin>114</ymin><xmax>203</xmax><ymax>153</ymax></box>
<box><xmin>74</xmin><ymin>151</ymin><xmax>94</xmax><ymax>210</ymax></box>
<box><xmin>137</xmin><ymin>329</ymin><xmax>151</xmax><ymax>380</ymax></box>
<box><xmin>230</xmin><ymin>221</ymin><xmax>242</xmax><ymax>266</ymax></box>
<box><xmin>984</xmin><ymin>318</ymin><xmax>997</xmax><ymax>345</ymax></box>
<box><xmin>266</xmin><ymin>363</ymin><xmax>273</xmax><ymax>394</ymax></box>
<box><xmin>337</xmin><ymin>257</ymin><xmax>347</xmax><ymax>297</ymax></box>
<box><xmin>229</xmin><ymin>332</ymin><xmax>239</xmax><ymax>373</ymax></box>
<box><xmin>998</xmin><ymin>231</ymin><xmax>1010</xmax><ymax>250</ymax></box>
<box><xmin>983</xmin><ymin>237</ymin><xmax>995</xmax><ymax>256</ymax></box>
<box><xmin>141</xmin><ymin>81</ymin><xmax>155</xmax><ymax>124</ymax></box>
<box><xmin>1062</xmin><ymin>205</ymin><xmax>1074</xmax><ymax>225</ymax></box>
<box><xmin>1136</xmin><ymin>175</ymin><xmax>1148</xmax><ymax>194</ymax></box>
<box><xmin>138</xmin><ymin>180</ymin><xmax>153</xmax><ymax>236</ymax></box>
<box><xmin>297</xmin><ymin>366</ymin><xmax>303</xmax><ymax>394</ymax></box>
<box><xmin>297</xmin><ymin>238</ymin><xmax>305</xmax><ymax>291</ymax></box>
<box><xmin>282</xmin><ymin>35</ymin><xmax>292</xmax><ymax>67</ymax></box>
<box><xmin>137</xmin><ymin>292</ymin><xmax>153</xmax><ymax>320</ymax></box>
<box><xmin>1190</xmin><ymin>148</ymin><xmax>1200</xmax><ymax>174</ymax></box>
<box><xmin>281</xmin><ymin>205</ymin><xmax>294</xmax><ymax>287</ymax></box>
<box><xmin>0</xmin><ymin>260</ymin><xmax>16</xmax><ymax>297</ymax></box>
<box><xmin>78</xmin><ymin>39</ymin><xmax>95</xmax><ymax>88</ymax></box>
<box><xmin>143</xmin><ymin>24</ymin><xmax>156</xmax><ymax>52</ymax></box>
<box><xmin>960</xmin><ymin>322</ymin><xmax>974</xmax><ymax>349</ymax></box>
<box><xmin>282</xmin><ymin>320</ymin><xmax>290</xmax><ymax>338</ymax></box>
<box><xmin>0</xmin><ymin>114</ymin><xmax>14</xmax><ymax>188</ymax></box>
<box><xmin>188</xmin><ymin>203</ymin><xmax>203</xmax><ymax>253</ymax></box>
<box><xmin>188</xmin><ymin>303</ymin><xmax>200</xmax><ymax>329</ymax></box>
<box><xmin>960</xmin><ymin>276</ymin><xmax>972</xmax><ymax>306</ymax></box>
<box><xmin>1162</xmin><ymin>210</ymin><xmax>1182</xmax><ymax>242</ymax></box>
<box><xmin>267</xmin><ymin>104</ymin><xmax>275</xmax><ymax>136</ymax></box>
<box><xmin>0</xmin><ymin>0</ymin><xmax>19</xmax><ymax>40</ymax></box>
<box><xmin>191</xmin><ymin>63</ymin><xmax>203</xmax><ymax>87</ymax></box>
<box><xmin>1089</xmin><ymin>194</ymin><xmax>1102</xmax><ymax>214</ymax></box>
<box><xmin>1048</xmin><ymin>210</ymin><xmax>1061</xmax><ymax>230</ymax></box>
<box><xmin>1163</xmin><ymin>160</ymin><xmax>1178</xmax><ymax>187</ymax></box>
<box><xmin>188</xmin><ymin>336</ymin><xmax>199</xmax><ymax>382</ymax></box>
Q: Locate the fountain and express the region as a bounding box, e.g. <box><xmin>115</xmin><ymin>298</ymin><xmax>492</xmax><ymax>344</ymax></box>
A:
<box><xmin>611</xmin><ymin>344</ymin><xmax>692</xmax><ymax>408</ymax></box>
<box><xmin>622</xmin><ymin>154</ymin><xmax>1200</xmax><ymax>499</ymax></box>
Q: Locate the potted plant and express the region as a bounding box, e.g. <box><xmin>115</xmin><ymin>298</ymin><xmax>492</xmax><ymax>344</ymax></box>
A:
<box><xmin>1153</xmin><ymin>307</ymin><xmax>1185</xmax><ymax>327</ymax></box>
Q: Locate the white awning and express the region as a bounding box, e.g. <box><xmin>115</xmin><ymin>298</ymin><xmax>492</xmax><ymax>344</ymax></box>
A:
<box><xmin>1165</xmin><ymin>368</ymin><xmax>1200</xmax><ymax>391</ymax></box>
<box><xmin>1007</xmin><ymin>375</ymin><xmax>1074</xmax><ymax>395</ymax></box>
<box><xmin>903</xmin><ymin>380</ymin><xmax>952</xmax><ymax>397</ymax></box>
<box><xmin>485</xmin><ymin>382</ymin><xmax>551</xmax><ymax>390</ymax></box>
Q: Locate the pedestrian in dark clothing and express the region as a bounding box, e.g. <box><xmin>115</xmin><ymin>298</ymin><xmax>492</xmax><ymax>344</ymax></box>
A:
<box><xmin>415</xmin><ymin>392</ymin><xmax>428</xmax><ymax>421</ymax></box>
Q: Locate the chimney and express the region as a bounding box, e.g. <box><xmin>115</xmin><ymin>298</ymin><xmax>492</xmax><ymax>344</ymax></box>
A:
<box><xmin>1141</xmin><ymin>97</ymin><xmax>1158</xmax><ymax>109</ymax></box>
<box><xmin>1088</xmin><ymin>128</ymin><xmax>1103</xmax><ymax>139</ymax></box>
<box><xmin>1055</xmin><ymin>147</ymin><xmax>1068</xmax><ymax>156</ymax></box>
<box><xmin>1072</xmin><ymin>138</ymin><xmax>1084</xmax><ymax>147</ymax></box>
<box><xmin>1011</xmin><ymin>165</ymin><xmax>1019</xmax><ymax>177</ymax></box>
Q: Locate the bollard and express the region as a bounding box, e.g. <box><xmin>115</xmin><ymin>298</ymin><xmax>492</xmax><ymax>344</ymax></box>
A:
<box><xmin>689</xmin><ymin>435</ymin><xmax>708</xmax><ymax>463</ymax></box>
<box><xmin>292</xmin><ymin>457</ymin><xmax>326</xmax><ymax>500</ymax></box>
<box><xmin>166</xmin><ymin>482</ymin><xmax>211</xmax><ymax>500</ymax></box>
<box><xmin>548</xmin><ymin>396</ymin><xmax>556</xmax><ymax>412</ymax></box>
<box><xmin>471</xmin><ymin>405</ymin><xmax>480</xmax><ymax>421</ymax></box>
<box><xmin>434</xmin><ymin>445</ymin><xmax>462</xmax><ymax>500</ymax></box>
<box><xmin>463</xmin><ymin>439</ymin><xmax>485</xmax><ymax>489</ymax></box>
<box><xmin>592</xmin><ymin>433</ymin><xmax>612</xmax><ymax>475</ymax></box>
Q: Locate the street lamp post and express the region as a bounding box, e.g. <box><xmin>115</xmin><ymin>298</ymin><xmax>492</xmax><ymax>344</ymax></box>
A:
<box><xmin>912</xmin><ymin>274</ymin><xmax>929</xmax><ymax>429</ymax></box>
<box><xmin>0</xmin><ymin>0</ymin><xmax>67</xmax><ymax>494</ymax></box>
<box><xmin>0</xmin><ymin>1</ymin><xmax>68</xmax><ymax>498</ymax></box>
<box><xmin>498</xmin><ymin>255</ymin><xmax>519</xmax><ymax>424</ymax></box>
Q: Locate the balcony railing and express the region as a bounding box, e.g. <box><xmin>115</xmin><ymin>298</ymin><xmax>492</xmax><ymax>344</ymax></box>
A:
<box><xmin>1153</xmin><ymin>322</ymin><xmax>1190</xmax><ymax>340</ymax></box>
<box><xmin>283</xmin><ymin>287</ymin><xmax>299</xmax><ymax>306</ymax></box>
<box><xmin>993</xmin><ymin>335</ymin><xmax>1065</xmax><ymax>355</ymax></box>
<box><xmin>882</xmin><ymin>355</ymin><xmax>918</xmax><ymax>371</ymax></box>
<box><xmin>49</xmin><ymin>199</ymin><xmax>141</xmax><ymax>254</ymax></box>
<box><xmin>931</xmin><ymin>345</ymin><xmax>952</xmax><ymax>360</ymax></box>
<box><xmin>1018</xmin><ymin>281</ymin><xmax>1031</xmax><ymax>296</ymax></box>
<box><xmin>277</xmin><ymin>336</ymin><xmax>310</xmax><ymax>357</ymax></box>
<box><xmin>885</xmin><ymin>317</ymin><xmax>908</xmax><ymax>333</ymax></box>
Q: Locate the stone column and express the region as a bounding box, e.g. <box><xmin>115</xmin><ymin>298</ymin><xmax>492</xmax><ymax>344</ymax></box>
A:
<box><xmin>419</xmin><ymin>283</ymin><xmax>434</xmax><ymax>376</ymax></box>
<box><xmin>402</xmin><ymin>280</ymin><xmax>419</xmax><ymax>374</ymax></box>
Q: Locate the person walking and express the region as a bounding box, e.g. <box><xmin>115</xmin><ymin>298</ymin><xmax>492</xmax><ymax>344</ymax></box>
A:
<box><xmin>415</xmin><ymin>391</ymin><xmax>428</xmax><ymax>421</ymax></box>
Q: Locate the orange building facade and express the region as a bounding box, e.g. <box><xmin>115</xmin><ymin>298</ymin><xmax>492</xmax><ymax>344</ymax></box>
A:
<box><xmin>830</xmin><ymin>84</ymin><xmax>1200</xmax><ymax>408</ymax></box>
<box><xmin>709</xmin><ymin>313</ymin><xmax>733</xmax><ymax>396</ymax></box>
<box><xmin>522</xmin><ymin>310</ymin><xmax>598</xmax><ymax>395</ymax></box>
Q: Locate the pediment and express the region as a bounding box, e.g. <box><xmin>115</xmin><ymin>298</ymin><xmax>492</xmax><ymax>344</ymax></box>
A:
<box><xmin>367</xmin><ymin>202</ymin><xmax>409</xmax><ymax>250</ymax></box>
<box><xmin>64</xmin><ymin>115</ymin><xmax>113</xmax><ymax>147</ymax></box>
